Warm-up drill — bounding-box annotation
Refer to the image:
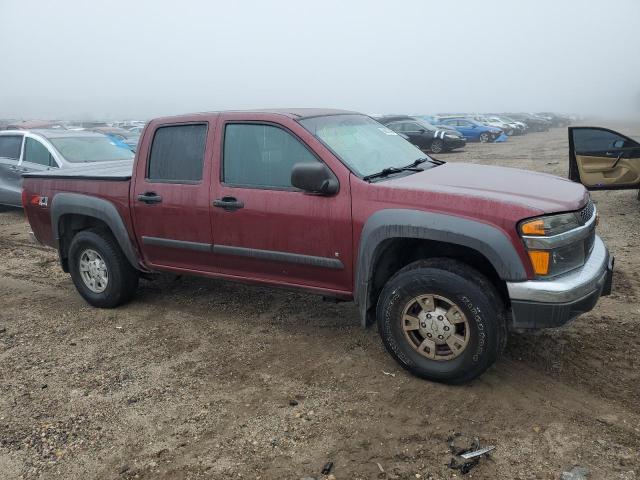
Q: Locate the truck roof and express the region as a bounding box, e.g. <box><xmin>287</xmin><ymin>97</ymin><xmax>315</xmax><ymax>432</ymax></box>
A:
<box><xmin>151</xmin><ymin>108</ymin><xmax>360</xmax><ymax>124</ymax></box>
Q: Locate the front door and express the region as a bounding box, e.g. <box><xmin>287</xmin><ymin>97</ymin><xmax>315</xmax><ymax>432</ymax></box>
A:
<box><xmin>20</xmin><ymin>136</ymin><xmax>60</xmax><ymax>176</ymax></box>
<box><xmin>210</xmin><ymin>117</ymin><xmax>353</xmax><ymax>294</ymax></box>
<box><xmin>131</xmin><ymin>120</ymin><xmax>217</xmax><ymax>272</ymax></box>
<box><xmin>403</xmin><ymin>121</ymin><xmax>431</xmax><ymax>150</ymax></box>
<box><xmin>569</xmin><ymin>127</ymin><xmax>640</xmax><ymax>189</ymax></box>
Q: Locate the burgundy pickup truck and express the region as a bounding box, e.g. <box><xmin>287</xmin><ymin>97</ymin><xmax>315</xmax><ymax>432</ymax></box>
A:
<box><xmin>22</xmin><ymin>109</ymin><xmax>614</xmax><ymax>383</ymax></box>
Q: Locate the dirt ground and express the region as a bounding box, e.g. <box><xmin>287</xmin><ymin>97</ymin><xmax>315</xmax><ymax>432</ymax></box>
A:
<box><xmin>1</xmin><ymin>124</ymin><xmax>639</xmax><ymax>480</ymax></box>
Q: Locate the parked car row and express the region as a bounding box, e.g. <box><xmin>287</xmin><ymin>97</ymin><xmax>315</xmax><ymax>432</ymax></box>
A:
<box><xmin>431</xmin><ymin>112</ymin><xmax>572</xmax><ymax>136</ymax></box>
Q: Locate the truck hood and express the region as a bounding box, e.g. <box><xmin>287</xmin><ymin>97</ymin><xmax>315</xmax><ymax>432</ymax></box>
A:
<box><xmin>384</xmin><ymin>162</ymin><xmax>589</xmax><ymax>214</ymax></box>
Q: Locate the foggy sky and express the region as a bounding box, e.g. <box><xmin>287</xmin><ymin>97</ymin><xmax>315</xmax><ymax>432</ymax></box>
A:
<box><xmin>1</xmin><ymin>0</ymin><xmax>639</xmax><ymax>120</ymax></box>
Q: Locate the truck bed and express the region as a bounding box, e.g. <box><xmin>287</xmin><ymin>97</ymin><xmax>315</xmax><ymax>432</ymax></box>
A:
<box><xmin>23</xmin><ymin>160</ymin><xmax>134</xmax><ymax>181</ymax></box>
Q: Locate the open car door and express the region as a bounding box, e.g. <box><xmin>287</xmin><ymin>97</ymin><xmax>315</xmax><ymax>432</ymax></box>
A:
<box><xmin>569</xmin><ymin>126</ymin><xmax>640</xmax><ymax>189</ymax></box>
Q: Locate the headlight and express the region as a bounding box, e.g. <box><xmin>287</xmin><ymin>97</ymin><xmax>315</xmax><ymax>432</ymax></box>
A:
<box><xmin>519</xmin><ymin>209</ymin><xmax>595</xmax><ymax>277</ymax></box>
<box><xmin>520</xmin><ymin>212</ymin><xmax>580</xmax><ymax>236</ymax></box>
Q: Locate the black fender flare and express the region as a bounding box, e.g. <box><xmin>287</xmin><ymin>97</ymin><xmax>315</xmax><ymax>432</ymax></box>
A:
<box><xmin>354</xmin><ymin>209</ymin><xmax>527</xmax><ymax>326</ymax></box>
<box><xmin>50</xmin><ymin>192</ymin><xmax>142</xmax><ymax>271</ymax></box>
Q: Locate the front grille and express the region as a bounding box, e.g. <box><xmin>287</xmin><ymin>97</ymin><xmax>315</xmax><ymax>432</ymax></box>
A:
<box><xmin>578</xmin><ymin>200</ymin><xmax>595</xmax><ymax>225</ymax></box>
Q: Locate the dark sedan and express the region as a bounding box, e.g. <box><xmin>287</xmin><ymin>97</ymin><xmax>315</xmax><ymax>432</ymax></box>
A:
<box><xmin>377</xmin><ymin>115</ymin><xmax>466</xmax><ymax>153</ymax></box>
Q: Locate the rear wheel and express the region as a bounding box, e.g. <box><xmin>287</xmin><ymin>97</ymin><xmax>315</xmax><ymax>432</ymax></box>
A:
<box><xmin>68</xmin><ymin>228</ymin><xmax>139</xmax><ymax>308</ymax></box>
<box><xmin>376</xmin><ymin>259</ymin><xmax>506</xmax><ymax>383</ymax></box>
<box><xmin>430</xmin><ymin>138</ymin><xmax>445</xmax><ymax>153</ymax></box>
<box><xmin>479</xmin><ymin>132</ymin><xmax>491</xmax><ymax>143</ymax></box>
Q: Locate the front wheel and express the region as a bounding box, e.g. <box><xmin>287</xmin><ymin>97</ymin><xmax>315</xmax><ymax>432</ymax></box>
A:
<box><xmin>376</xmin><ymin>259</ymin><xmax>506</xmax><ymax>383</ymax></box>
<box><xmin>430</xmin><ymin>138</ymin><xmax>445</xmax><ymax>153</ymax></box>
<box><xmin>479</xmin><ymin>132</ymin><xmax>491</xmax><ymax>143</ymax></box>
<box><xmin>68</xmin><ymin>228</ymin><xmax>139</xmax><ymax>308</ymax></box>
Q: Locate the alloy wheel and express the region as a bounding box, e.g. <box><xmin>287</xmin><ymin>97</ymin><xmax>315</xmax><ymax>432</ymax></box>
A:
<box><xmin>401</xmin><ymin>294</ymin><xmax>470</xmax><ymax>361</ymax></box>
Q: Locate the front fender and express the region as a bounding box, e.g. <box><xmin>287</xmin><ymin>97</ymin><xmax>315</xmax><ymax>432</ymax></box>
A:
<box><xmin>354</xmin><ymin>209</ymin><xmax>527</xmax><ymax>326</ymax></box>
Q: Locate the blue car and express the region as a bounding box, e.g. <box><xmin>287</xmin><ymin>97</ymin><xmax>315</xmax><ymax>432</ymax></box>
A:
<box><xmin>436</xmin><ymin>117</ymin><xmax>504</xmax><ymax>143</ymax></box>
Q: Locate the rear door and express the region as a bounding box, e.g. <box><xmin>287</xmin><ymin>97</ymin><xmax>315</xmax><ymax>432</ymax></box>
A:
<box><xmin>0</xmin><ymin>134</ymin><xmax>25</xmax><ymax>206</ymax></box>
<box><xmin>131</xmin><ymin>118</ymin><xmax>218</xmax><ymax>272</ymax></box>
<box><xmin>569</xmin><ymin>127</ymin><xmax>640</xmax><ymax>189</ymax></box>
<box><xmin>210</xmin><ymin>115</ymin><xmax>353</xmax><ymax>294</ymax></box>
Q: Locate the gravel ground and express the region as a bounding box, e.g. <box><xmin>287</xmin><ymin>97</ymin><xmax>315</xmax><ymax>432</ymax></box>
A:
<box><xmin>0</xmin><ymin>125</ymin><xmax>639</xmax><ymax>479</ymax></box>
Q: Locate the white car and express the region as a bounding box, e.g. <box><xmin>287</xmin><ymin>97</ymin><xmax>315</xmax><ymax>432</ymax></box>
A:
<box><xmin>0</xmin><ymin>129</ymin><xmax>134</xmax><ymax>207</ymax></box>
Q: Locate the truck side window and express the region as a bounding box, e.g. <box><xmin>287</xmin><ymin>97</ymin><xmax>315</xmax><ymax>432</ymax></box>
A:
<box><xmin>147</xmin><ymin>124</ymin><xmax>207</xmax><ymax>182</ymax></box>
<box><xmin>223</xmin><ymin>123</ymin><xmax>319</xmax><ymax>189</ymax></box>
<box><xmin>24</xmin><ymin>138</ymin><xmax>57</xmax><ymax>167</ymax></box>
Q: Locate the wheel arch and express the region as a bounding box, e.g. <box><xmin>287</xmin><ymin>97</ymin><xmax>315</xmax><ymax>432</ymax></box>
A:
<box><xmin>51</xmin><ymin>193</ymin><xmax>142</xmax><ymax>272</ymax></box>
<box><xmin>355</xmin><ymin>209</ymin><xmax>527</xmax><ymax>327</ymax></box>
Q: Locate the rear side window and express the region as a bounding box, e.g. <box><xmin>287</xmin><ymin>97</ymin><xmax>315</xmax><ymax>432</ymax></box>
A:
<box><xmin>0</xmin><ymin>135</ymin><xmax>23</xmax><ymax>160</ymax></box>
<box><xmin>147</xmin><ymin>124</ymin><xmax>207</xmax><ymax>182</ymax></box>
<box><xmin>223</xmin><ymin>123</ymin><xmax>319</xmax><ymax>189</ymax></box>
<box><xmin>24</xmin><ymin>138</ymin><xmax>57</xmax><ymax>167</ymax></box>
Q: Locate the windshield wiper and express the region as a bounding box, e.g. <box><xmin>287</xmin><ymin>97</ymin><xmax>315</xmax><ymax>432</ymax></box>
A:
<box><xmin>363</xmin><ymin>165</ymin><xmax>423</xmax><ymax>181</ymax></box>
<box><xmin>363</xmin><ymin>157</ymin><xmax>444</xmax><ymax>182</ymax></box>
<box><xmin>412</xmin><ymin>156</ymin><xmax>446</xmax><ymax>166</ymax></box>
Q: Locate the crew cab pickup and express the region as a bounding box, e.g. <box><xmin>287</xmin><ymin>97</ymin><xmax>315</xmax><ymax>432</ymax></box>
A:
<box><xmin>22</xmin><ymin>109</ymin><xmax>614</xmax><ymax>383</ymax></box>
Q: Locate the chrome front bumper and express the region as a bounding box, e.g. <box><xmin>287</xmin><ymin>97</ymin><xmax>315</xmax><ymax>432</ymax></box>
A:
<box><xmin>506</xmin><ymin>235</ymin><xmax>613</xmax><ymax>329</ymax></box>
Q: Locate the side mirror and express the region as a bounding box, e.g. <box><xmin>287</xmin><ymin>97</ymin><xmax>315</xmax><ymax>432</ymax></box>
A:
<box><xmin>417</xmin><ymin>128</ymin><xmax>426</xmax><ymax>134</ymax></box>
<box><xmin>291</xmin><ymin>162</ymin><xmax>339</xmax><ymax>195</ymax></box>
<box><xmin>613</xmin><ymin>139</ymin><xmax>625</xmax><ymax>149</ymax></box>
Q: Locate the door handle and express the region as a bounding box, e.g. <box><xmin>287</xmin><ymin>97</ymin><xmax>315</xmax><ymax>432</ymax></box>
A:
<box><xmin>611</xmin><ymin>151</ymin><xmax>625</xmax><ymax>169</ymax></box>
<box><xmin>137</xmin><ymin>192</ymin><xmax>162</xmax><ymax>204</ymax></box>
<box><xmin>213</xmin><ymin>196</ymin><xmax>244</xmax><ymax>211</ymax></box>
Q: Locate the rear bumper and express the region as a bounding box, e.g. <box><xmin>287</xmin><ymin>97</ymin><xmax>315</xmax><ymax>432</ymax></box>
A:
<box><xmin>506</xmin><ymin>236</ymin><xmax>613</xmax><ymax>329</ymax></box>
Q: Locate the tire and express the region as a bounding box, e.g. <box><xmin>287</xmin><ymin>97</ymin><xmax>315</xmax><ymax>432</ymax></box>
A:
<box><xmin>479</xmin><ymin>132</ymin><xmax>490</xmax><ymax>143</ymax></box>
<box><xmin>376</xmin><ymin>258</ymin><xmax>506</xmax><ymax>384</ymax></box>
<box><xmin>68</xmin><ymin>228</ymin><xmax>139</xmax><ymax>308</ymax></box>
<box><xmin>430</xmin><ymin>138</ymin><xmax>445</xmax><ymax>154</ymax></box>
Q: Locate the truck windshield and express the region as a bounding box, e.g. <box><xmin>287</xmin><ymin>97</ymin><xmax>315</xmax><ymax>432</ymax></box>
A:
<box><xmin>299</xmin><ymin>114</ymin><xmax>434</xmax><ymax>178</ymax></box>
<box><xmin>49</xmin><ymin>136</ymin><xmax>135</xmax><ymax>163</ymax></box>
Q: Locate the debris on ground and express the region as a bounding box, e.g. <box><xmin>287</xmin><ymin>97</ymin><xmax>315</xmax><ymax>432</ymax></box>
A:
<box><xmin>382</xmin><ymin>371</ymin><xmax>396</xmax><ymax>377</ymax></box>
<box><xmin>321</xmin><ymin>461</ymin><xmax>334</xmax><ymax>474</ymax></box>
<box><xmin>447</xmin><ymin>432</ymin><xmax>495</xmax><ymax>475</ymax></box>
<box><xmin>460</xmin><ymin>445</ymin><xmax>496</xmax><ymax>459</ymax></box>
<box><xmin>561</xmin><ymin>466</ymin><xmax>590</xmax><ymax>480</ymax></box>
